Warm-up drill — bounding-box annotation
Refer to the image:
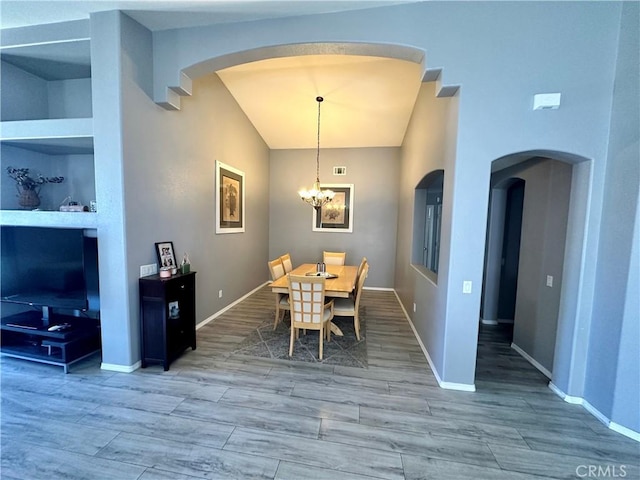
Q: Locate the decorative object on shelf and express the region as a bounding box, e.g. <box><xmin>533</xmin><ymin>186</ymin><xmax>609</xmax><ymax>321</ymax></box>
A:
<box><xmin>215</xmin><ymin>160</ymin><xmax>245</xmax><ymax>234</ymax></box>
<box><xmin>59</xmin><ymin>200</ymin><xmax>88</xmax><ymax>212</ymax></box>
<box><xmin>181</xmin><ymin>252</ymin><xmax>191</xmax><ymax>274</ymax></box>
<box><xmin>6</xmin><ymin>166</ymin><xmax>64</xmax><ymax>209</ymax></box>
<box><xmin>298</xmin><ymin>96</ymin><xmax>335</xmax><ymax>211</ymax></box>
<box><xmin>312</xmin><ymin>183</ymin><xmax>355</xmax><ymax>233</ymax></box>
<box><xmin>155</xmin><ymin>241</ymin><xmax>176</xmax><ymax>268</ymax></box>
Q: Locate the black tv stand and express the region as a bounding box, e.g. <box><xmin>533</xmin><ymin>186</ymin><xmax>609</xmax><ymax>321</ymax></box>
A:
<box><xmin>0</xmin><ymin>311</ymin><xmax>100</xmax><ymax>373</ymax></box>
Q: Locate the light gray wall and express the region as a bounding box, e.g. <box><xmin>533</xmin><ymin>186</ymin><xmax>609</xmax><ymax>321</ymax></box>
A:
<box><xmin>0</xmin><ymin>60</ymin><xmax>48</xmax><ymax>120</ymax></box>
<box><xmin>614</xmin><ymin>199</ymin><xmax>639</xmax><ymax>431</ymax></box>
<box><xmin>123</xmin><ymin>64</ymin><xmax>271</xmax><ymax>330</ymax></box>
<box><xmin>91</xmin><ymin>11</ymin><xmax>133</xmax><ymax>366</ymax></box>
<box><xmin>396</xmin><ymin>82</ymin><xmax>458</xmax><ymax>379</ymax></box>
<box><xmin>48</xmin><ymin>78</ymin><xmax>92</xmax><ymax>119</ymax></box>
<box><xmin>506</xmin><ymin>160</ymin><xmax>573</xmax><ymax>373</ymax></box>
<box><xmin>586</xmin><ymin>1</ymin><xmax>639</xmax><ymax>431</ymax></box>
<box><xmin>269</xmin><ymin>147</ymin><xmax>399</xmax><ymax>288</ymax></box>
<box><xmin>91</xmin><ymin>12</ymin><xmax>270</xmax><ymax>367</ymax></box>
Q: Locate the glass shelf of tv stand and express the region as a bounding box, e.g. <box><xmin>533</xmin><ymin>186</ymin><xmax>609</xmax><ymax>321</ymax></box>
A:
<box><xmin>0</xmin><ymin>210</ymin><xmax>97</xmax><ymax>228</ymax></box>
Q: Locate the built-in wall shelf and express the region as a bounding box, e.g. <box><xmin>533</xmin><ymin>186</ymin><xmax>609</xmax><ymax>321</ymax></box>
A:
<box><xmin>0</xmin><ymin>210</ymin><xmax>97</xmax><ymax>229</ymax></box>
<box><xmin>1</xmin><ymin>118</ymin><xmax>93</xmax><ymax>155</ymax></box>
<box><xmin>1</xmin><ymin>118</ymin><xmax>93</xmax><ymax>139</ymax></box>
<box><xmin>1</xmin><ymin>19</ymin><xmax>91</xmax><ymax>82</ymax></box>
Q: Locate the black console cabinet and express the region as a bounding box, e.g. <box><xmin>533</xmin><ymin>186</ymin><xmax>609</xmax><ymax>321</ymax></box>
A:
<box><xmin>139</xmin><ymin>271</ymin><xmax>196</xmax><ymax>370</ymax></box>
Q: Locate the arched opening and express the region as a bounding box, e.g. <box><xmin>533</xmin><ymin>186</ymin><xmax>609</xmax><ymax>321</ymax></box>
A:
<box><xmin>158</xmin><ymin>42</ymin><xmax>430</xmax><ymax>110</ymax></box>
<box><xmin>478</xmin><ymin>152</ymin><xmax>584</xmax><ymax>389</ymax></box>
<box><xmin>412</xmin><ymin>170</ymin><xmax>444</xmax><ymax>282</ymax></box>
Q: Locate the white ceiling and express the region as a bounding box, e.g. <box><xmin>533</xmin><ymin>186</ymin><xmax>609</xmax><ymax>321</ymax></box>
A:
<box><xmin>1</xmin><ymin>1</ymin><xmax>425</xmax><ymax>149</ymax></box>
<box><xmin>217</xmin><ymin>54</ymin><xmax>423</xmax><ymax>149</ymax></box>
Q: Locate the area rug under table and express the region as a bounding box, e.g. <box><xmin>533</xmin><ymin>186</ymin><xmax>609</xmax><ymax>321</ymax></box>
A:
<box><xmin>232</xmin><ymin>314</ymin><xmax>367</xmax><ymax>368</ymax></box>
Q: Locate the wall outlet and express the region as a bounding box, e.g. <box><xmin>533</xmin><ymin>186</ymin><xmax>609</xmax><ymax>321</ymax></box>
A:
<box><xmin>463</xmin><ymin>281</ymin><xmax>472</xmax><ymax>294</ymax></box>
<box><xmin>546</xmin><ymin>275</ymin><xmax>554</xmax><ymax>287</ymax></box>
<box><xmin>140</xmin><ymin>263</ymin><xmax>158</xmax><ymax>277</ymax></box>
<box><xmin>218</xmin><ymin>289</ymin><xmax>223</xmax><ymax>298</ymax></box>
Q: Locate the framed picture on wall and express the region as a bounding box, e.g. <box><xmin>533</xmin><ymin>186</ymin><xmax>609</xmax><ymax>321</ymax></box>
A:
<box><xmin>312</xmin><ymin>184</ymin><xmax>354</xmax><ymax>233</ymax></box>
<box><xmin>215</xmin><ymin>160</ymin><xmax>245</xmax><ymax>234</ymax></box>
<box><xmin>155</xmin><ymin>241</ymin><xmax>176</xmax><ymax>268</ymax></box>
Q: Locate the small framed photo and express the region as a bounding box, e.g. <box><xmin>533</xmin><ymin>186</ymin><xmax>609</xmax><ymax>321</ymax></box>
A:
<box><xmin>168</xmin><ymin>301</ymin><xmax>180</xmax><ymax>319</ymax></box>
<box><xmin>155</xmin><ymin>241</ymin><xmax>176</xmax><ymax>268</ymax></box>
<box><xmin>313</xmin><ymin>184</ymin><xmax>354</xmax><ymax>233</ymax></box>
<box><xmin>215</xmin><ymin>160</ymin><xmax>245</xmax><ymax>234</ymax></box>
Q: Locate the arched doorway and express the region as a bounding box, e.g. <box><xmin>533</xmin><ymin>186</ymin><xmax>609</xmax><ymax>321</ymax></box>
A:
<box><xmin>479</xmin><ymin>154</ymin><xmax>577</xmax><ymax>386</ymax></box>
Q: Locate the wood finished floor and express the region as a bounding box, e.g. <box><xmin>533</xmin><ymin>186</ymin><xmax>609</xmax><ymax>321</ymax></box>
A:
<box><xmin>1</xmin><ymin>287</ymin><xmax>638</xmax><ymax>480</ymax></box>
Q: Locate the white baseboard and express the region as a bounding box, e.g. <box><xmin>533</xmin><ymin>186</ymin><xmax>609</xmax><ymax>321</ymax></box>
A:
<box><xmin>393</xmin><ymin>290</ymin><xmax>475</xmax><ymax>392</ymax></box>
<box><xmin>439</xmin><ymin>380</ymin><xmax>477</xmax><ymax>392</ymax></box>
<box><xmin>364</xmin><ymin>286</ymin><xmax>394</xmax><ymax>291</ymax></box>
<box><xmin>548</xmin><ymin>382</ymin><xmax>583</xmax><ymax>404</ymax></box>
<box><xmin>610</xmin><ymin>422</ymin><xmax>640</xmax><ymax>442</ymax></box>
<box><xmin>480</xmin><ymin>318</ymin><xmax>498</xmax><ymax>325</ymax></box>
<box><xmin>197</xmin><ymin>281</ymin><xmax>269</xmax><ymax>330</ymax></box>
<box><xmin>101</xmin><ymin>361</ymin><xmax>140</xmax><ymax>373</ymax></box>
<box><xmin>511</xmin><ymin>342</ymin><xmax>552</xmax><ymax>379</ymax></box>
<box><xmin>548</xmin><ymin>382</ymin><xmax>640</xmax><ymax>443</ymax></box>
<box><xmin>582</xmin><ymin>399</ymin><xmax>612</xmax><ymax>426</ymax></box>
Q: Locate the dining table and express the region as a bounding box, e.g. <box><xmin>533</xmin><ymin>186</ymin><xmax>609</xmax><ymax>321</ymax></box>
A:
<box><xmin>269</xmin><ymin>263</ymin><xmax>358</xmax><ymax>336</ymax></box>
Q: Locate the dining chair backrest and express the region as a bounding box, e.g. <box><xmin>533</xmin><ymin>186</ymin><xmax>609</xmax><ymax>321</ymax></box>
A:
<box><xmin>323</xmin><ymin>251</ymin><xmax>346</xmax><ymax>266</ymax></box>
<box><xmin>287</xmin><ymin>274</ymin><xmax>327</xmax><ymax>325</ymax></box>
<box><xmin>268</xmin><ymin>258</ymin><xmax>286</xmax><ymax>280</ymax></box>
<box><xmin>354</xmin><ymin>263</ymin><xmax>369</xmax><ymax>307</ymax></box>
<box><xmin>280</xmin><ymin>253</ymin><xmax>293</xmax><ymax>274</ymax></box>
<box><xmin>356</xmin><ymin>257</ymin><xmax>368</xmax><ymax>284</ymax></box>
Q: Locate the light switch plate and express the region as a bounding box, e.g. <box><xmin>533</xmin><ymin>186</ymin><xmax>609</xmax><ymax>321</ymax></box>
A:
<box><xmin>140</xmin><ymin>263</ymin><xmax>158</xmax><ymax>277</ymax></box>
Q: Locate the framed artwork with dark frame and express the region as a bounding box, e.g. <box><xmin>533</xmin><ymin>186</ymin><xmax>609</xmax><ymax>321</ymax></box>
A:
<box><xmin>215</xmin><ymin>160</ymin><xmax>245</xmax><ymax>234</ymax></box>
<box><xmin>155</xmin><ymin>241</ymin><xmax>176</xmax><ymax>268</ymax></box>
<box><xmin>312</xmin><ymin>184</ymin><xmax>354</xmax><ymax>233</ymax></box>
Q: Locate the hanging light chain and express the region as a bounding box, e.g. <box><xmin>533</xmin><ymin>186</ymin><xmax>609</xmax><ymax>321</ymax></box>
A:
<box><xmin>298</xmin><ymin>95</ymin><xmax>335</xmax><ymax>210</ymax></box>
<box><xmin>316</xmin><ymin>96</ymin><xmax>322</xmax><ymax>182</ymax></box>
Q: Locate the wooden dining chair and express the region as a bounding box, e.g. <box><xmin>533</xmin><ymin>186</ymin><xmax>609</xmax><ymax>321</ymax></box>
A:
<box><xmin>280</xmin><ymin>253</ymin><xmax>293</xmax><ymax>274</ymax></box>
<box><xmin>323</xmin><ymin>251</ymin><xmax>346</xmax><ymax>266</ymax></box>
<box><xmin>287</xmin><ymin>274</ymin><xmax>334</xmax><ymax>360</ymax></box>
<box><xmin>268</xmin><ymin>258</ymin><xmax>290</xmax><ymax>330</ymax></box>
<box><xmin>333</xmin><ymin>263</ymin><xmax>368</xmax><ymax>341</ymax></box>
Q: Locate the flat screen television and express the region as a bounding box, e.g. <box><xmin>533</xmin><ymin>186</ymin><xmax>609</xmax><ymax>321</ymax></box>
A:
<box><xmin>1</xmin><ymin>226</ymin><xmax>99</xmax><ymax>318</ymax></box>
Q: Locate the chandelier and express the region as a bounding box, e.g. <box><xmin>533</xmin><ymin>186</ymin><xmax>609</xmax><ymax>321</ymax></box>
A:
<box><xmin>298</xmin><ymin>96</ymin><xmax>335</xmax><ymax>210</ymax></box>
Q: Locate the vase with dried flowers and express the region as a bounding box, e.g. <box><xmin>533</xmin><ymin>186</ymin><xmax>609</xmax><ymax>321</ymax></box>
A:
<box><xmin>6</xmin><ymin>166</ymin><xmax>64</xmax><ymax>209</ymax></box>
